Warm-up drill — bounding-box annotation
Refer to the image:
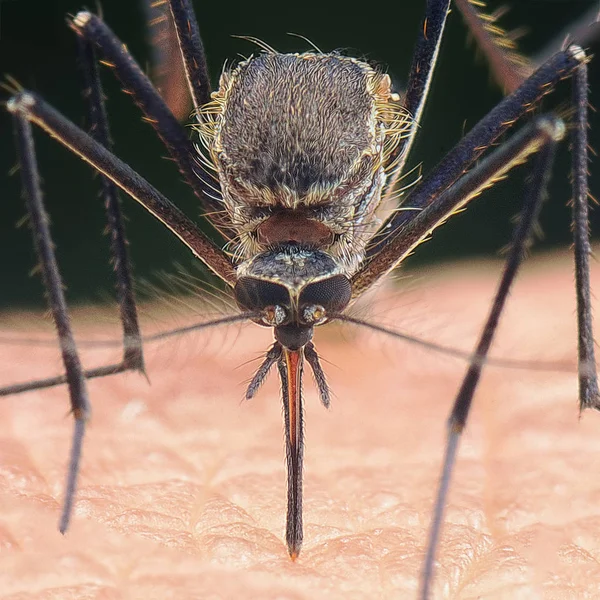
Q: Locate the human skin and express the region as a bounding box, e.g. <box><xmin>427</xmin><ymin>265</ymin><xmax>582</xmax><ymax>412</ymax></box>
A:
<box><xmin>1</xmin><ymin>252</ymin><xmax>599</xmax><ymax>599</ymax></box>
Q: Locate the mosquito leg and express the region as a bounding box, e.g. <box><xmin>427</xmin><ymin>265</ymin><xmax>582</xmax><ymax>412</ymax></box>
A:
<box><xmin>355</xmin><ymin>116</ymin><xmax>567</xmax><ymax>294</ymax></box>
<box><xmin>167</xmin><ymin>0</ymin><xmax>212</xmax><ymax>111</ymax></box>
<box><xmin>571</xmin><ymin>58</ymin><xmax>600</xmax><ymax>410</ymax></box>
<box><xmin>0</xmin><ymin>313</ymin><xmax>256</xmax><ymax>396</ymax></box>
<box><xmin>77</xmin><ymin>36</ymin><xmax>144</xmax><ymax>373</ymax></box>
<box><xmin>355</xmin><ymin>46</ymin><xmax>588</xmax><ymax>294</ymax></box>
<box><xmin>6</xmin><ymin>92</ymin><xmax>235</xmax><ymax>284</ymax></box>
<box><xmin>11</xmin><ymin>112</ymin><xmax>91</xmax><ymax>533</ymax></box>
<box><xmin>385</xmin><ymin>0</ymin><xmax>451</xmax><ymax>189</ymax></box>
<box><xmin>69</xmin><ymin>11</ymin><xmax>224</xmax><ymax>220</ymax></box>
<box><xmin>278</xmin><ymin>349</ymin><xmax>305</xmax><ymax>559</ymax></box>
<box><xmin>142</xmin><ymin>0</ymin><xmax>192</xmax><ymax>121</ymax></box>
<box><xmin>420</xmin><ymin>118</ymin><xmax>561</xmax><ymax>600</ymax></box>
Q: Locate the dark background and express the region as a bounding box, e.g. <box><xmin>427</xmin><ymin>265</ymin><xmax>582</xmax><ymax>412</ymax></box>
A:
<box><xmin>0</xmin><ymin>0</ymin><xmax>598</xmax><ymax>308</ymax></box>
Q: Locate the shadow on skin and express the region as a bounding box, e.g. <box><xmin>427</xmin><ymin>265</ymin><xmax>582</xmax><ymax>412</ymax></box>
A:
<box><xmin>1</xmin><ymin>251</ymin><xmax>599</xmax><ymax>599</ymax></box>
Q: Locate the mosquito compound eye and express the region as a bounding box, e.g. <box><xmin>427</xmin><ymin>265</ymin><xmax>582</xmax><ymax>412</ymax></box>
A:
<box><xmin>298</xmin><ymin>275</ymin><xmax>352</xmax><ymax>323</ymax></box>
<box><xmin>234</xmin><ymin>277</ymin><xmax>292</xmax><ymax>325</ymax></box>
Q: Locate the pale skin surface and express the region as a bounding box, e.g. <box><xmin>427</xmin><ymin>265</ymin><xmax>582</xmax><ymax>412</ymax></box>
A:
<box><xmin>1</xmin><ymin>251</ymin><xmax>599</xmax><ymax>599</ymax></box>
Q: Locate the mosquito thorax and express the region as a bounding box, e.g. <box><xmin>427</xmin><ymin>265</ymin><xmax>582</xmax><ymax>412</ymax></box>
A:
<box><xmin>234</xmin><ymin>246</ymin><xmax>352</xmax><ymax>344</ymax></box>
<box><xmin>196</xmin><ymin>50</ymin><xmax>411</xmax><ymax>275</ymax></box>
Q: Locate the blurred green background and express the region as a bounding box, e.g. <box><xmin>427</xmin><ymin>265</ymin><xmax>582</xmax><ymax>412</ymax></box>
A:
<box><xmin>0</xmin><ymin>0</ymin><xmax>598</xmax><ymax>308</ymax></box>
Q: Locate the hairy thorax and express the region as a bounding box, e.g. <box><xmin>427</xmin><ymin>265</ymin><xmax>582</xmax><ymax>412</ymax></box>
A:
<box><xmin>196</xmin><ymin>51</ymin><xmax>410</xmax><ymax>274</ymax></box>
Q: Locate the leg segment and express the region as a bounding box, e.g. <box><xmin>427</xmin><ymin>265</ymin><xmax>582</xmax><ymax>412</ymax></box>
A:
<box><xmin>354</xmin><ymin>46</ymin><xmax>587</xmax><ymax>293</ymax></box>
<box><xmin>355</xmin><ymin>115</ymin><xmax>567</xmax><ymax>291</ymax></box>
<box><xmin>454</xmin><ymin>0</ymin><xmax>532</xmax><ymax>94</ymax></box>
<box><xmin>10</xmin><ymin>112</ymin><xmax>91</xmax><ymax>534</ymax></box>
<box><xmin>353</xmin><ymin>46</ymin><xmax>599</xmax><ymax>413</ymax></box>
<box><xmin>167</xmin><ymin>0</ymin><xmax>212</xmax><ymax>111</ymax></box>
<box><xmin>419</xmin><ymin>117</ymin><xmax>562</xmax><ymax>600</ymax></box>
<box><xmin>571</xmin><ymin>58</ymin><xmax>599</xmax><ymax>410</ymax></box>
<box><xmin>77</xmin><ymin>35</ymin><xmax>144</xmax><ymax>373</ymax></box>
<box><xmin>70</xmin><ymin>11</ymin><xmax>225</xmax><ymax>222</ymax></box>
<box><xmin>386</xmin><ymin>0</ymin><xmax>451</xmax><ymax>186</ymax></box>
<box><xmin>6</xmin><ymin>92</ymin><xmax>235</xmax><ymax>284</ymax></box>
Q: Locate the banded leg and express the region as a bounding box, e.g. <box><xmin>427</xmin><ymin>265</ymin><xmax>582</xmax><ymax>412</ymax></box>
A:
<box><xmin>419</xmin><ymin>117</ymin><xmax>563</xmax><ymax>599</ymax></box>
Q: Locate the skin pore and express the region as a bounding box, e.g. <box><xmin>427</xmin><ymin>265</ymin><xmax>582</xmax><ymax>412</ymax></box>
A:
<box><xmin>1</xmin><ymin>251</ymin><xmax>599</xmax><ymax>599</ymax></box>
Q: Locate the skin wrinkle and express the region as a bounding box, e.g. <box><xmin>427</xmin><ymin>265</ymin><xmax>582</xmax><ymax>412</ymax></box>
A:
<box><xmin>0</xmin><ymin>252</ymin><xmax>600</xmax><ymax>599</ymax></box>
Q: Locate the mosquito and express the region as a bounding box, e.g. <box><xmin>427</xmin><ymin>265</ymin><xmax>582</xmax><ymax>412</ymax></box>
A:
<box><xmin>1</xmin><ymin>0</ymin><xmax>598</xmax><ymax>597</ymax></box>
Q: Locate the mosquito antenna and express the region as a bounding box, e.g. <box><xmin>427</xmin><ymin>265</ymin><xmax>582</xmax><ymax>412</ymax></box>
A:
<box><xmin>331</xmin><ymin>313</ymin><xmax>582</xmax><ymax>375</ymax></box>
<box><xmin>0</xmin><ymin>312</ymin><xmax>257</xmax><ymax>352</ymax></box>
<box><xmin>2</xmin><ymin>309</ymin><xmax>579</xmax><ymax>376</ymax></box>
<box><xmin>144</xmin><ymin>312</ymin><xmax>256</xmax><ymax>342</ymax></box>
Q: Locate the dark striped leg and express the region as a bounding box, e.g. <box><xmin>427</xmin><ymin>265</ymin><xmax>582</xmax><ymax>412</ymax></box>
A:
<box><xmin>1</xmin><ymin>86</ymin><xmax>234</xmax><ymax>530</ymax></box>
<box><xmin>69</xmin><ymin>11</ymin><xmax>224</xmax><ymax>220</ymax></box>
<box><xmin>571</xmin><ymin>58</ymin><xmax>599</xmax><ymax>409</ymax></box>
<box><xmin>385</xmin><ymin>0</ymin><xmax>599</xmax><ymax>201</ymax></box>
<box><xmin>354</xmin><ymin>46</ymin><xmax>598</xmax><ymax>412</ymax></box>
<box><xmin>420</xmin><ymin>116</ymin><xmax>563</xmax><ymax>600</ymax></box>
<box><xmin>386</xmin><ymin>0</ymin><xmax>451</xmax><ymax>184</ymax></box>
<box><xmin>167</xmin><ymin>0</ymin><xmax>212</xmax><ymax>110</ymax></box>
<box><xmin>1</xmin><ymin>89</ymin><xmax>235</xmax><ymax>395</ymax></box>
<box><xmin>10</xmin><ymin>112</ymin><xmax>91</xmax><ymax>534</ymax></box>
<box><xmin>354</xmin><ymin>46</ymin><xmax>588</xmax><ymax>293</ymax></box>
<box><xmin>5</xmin><ymin>92</ymin><xmax>235</xmax><ymax>284</ymax></box>
<box><xmin>77</xmin><ymin>35</ymin><xmax>144</xmax><ymax>374</ymax></box>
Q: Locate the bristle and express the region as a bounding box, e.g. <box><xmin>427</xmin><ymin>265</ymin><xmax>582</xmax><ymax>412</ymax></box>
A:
<box><xmin>369</xmin><ymin>72</ymin><xmax>413</xmax><ymax>173</ymax></box>
<box><xmin>456</xmin><ymin>0</ymin><xmax>533</xmax><ymax>92</ymax></box>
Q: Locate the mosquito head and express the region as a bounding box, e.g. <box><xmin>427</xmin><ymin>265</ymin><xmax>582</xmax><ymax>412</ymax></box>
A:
<box><xmin>234</xmin><ymin>245</ymin><xmax>351</xmax><ymax>349</ymax></box>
